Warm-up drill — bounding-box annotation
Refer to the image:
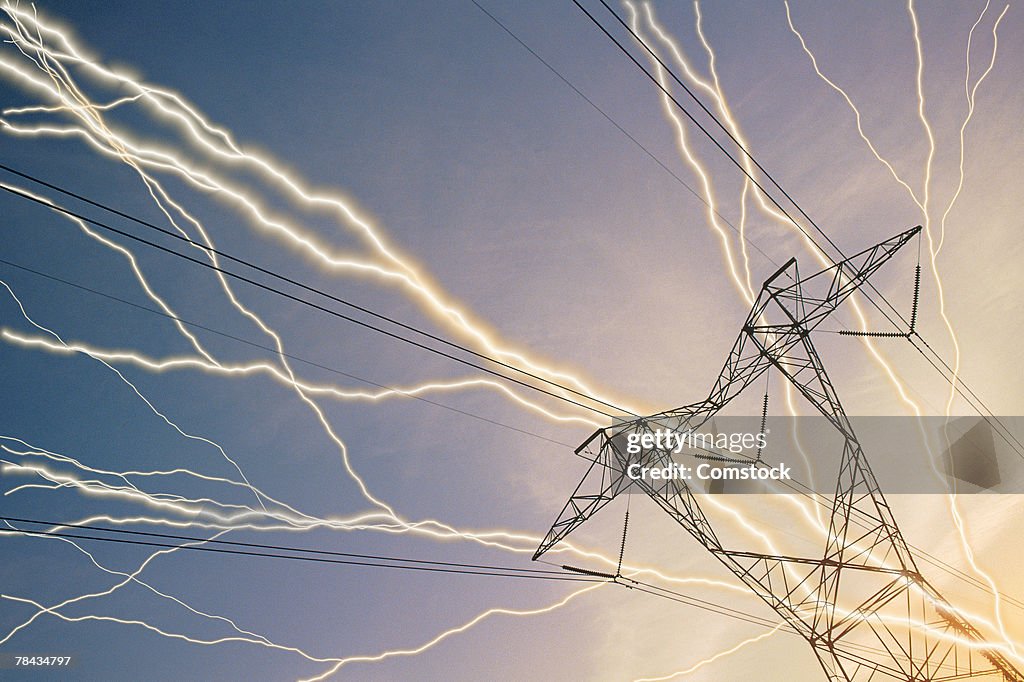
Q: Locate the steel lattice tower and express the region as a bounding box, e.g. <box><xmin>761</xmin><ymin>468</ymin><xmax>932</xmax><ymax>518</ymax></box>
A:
<box><xmin>535</xmin><ymin>226</ymin><xmax>1023</xmax><ymax>681</ymax></box>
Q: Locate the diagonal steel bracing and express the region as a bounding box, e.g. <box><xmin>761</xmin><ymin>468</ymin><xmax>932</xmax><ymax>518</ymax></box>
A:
<box><xmin>535</xmin><ymin>226</ymin><xmax>1023</xmax><ymax>681</ymax></box>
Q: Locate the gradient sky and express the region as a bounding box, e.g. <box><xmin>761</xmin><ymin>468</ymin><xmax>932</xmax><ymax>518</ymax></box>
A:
<box><xmin>1</xmin><ymin>1</ymin><xmax>1022</xmax><ymax>680</ymax></box>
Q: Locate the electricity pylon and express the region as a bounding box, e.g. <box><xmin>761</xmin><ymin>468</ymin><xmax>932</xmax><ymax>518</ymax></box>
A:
<box><xmin>535</xmin><ymin>226</ymin><xmax>1023</xmax><ymax>681</ymax></box>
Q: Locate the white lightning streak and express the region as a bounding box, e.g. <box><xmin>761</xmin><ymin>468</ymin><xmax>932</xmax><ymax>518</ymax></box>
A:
<box><xmin>298</xmin><ymin>582</ymin><xmax>605</xmax><ymax>681</ymax></box>
<box><xmin>0</xmin><ymin>328</ymin><xmax>601</xmax><ymax>427</ymax></box>
<box><xmin>631</xmin><ymin>623</ymin><xmax>784</xmax><ymax>681</ymax></box>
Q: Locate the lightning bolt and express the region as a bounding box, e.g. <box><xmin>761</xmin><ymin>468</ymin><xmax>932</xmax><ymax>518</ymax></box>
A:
<box><xmin>1</xmin><ymin>2</ymin><xmax>1019</xmax><ymax>676</ymax></box>
<box><xmin>631</xmin><ymin>623</ymin><xmax>784</xmax><ymax>681</ymax></box>
<box><xmin>786</xmin><ymin>0</ymin><xmax>1016</xmax><ymax>653</ymax></box>
<box><xmin>0</xmin><ymin>328</ymin><xmax>603</xmax><ymax>427</ymax></box>
<box><xmin>298</xmin><ymin>582</ymin><xmax>606</xmax><ymax>681</ymax></box>
<box><xmin>0</xmin><ymin>2</ymin><xmax>638</xmax><ymax>416</ymax></box>
<box><xmin>633</xmin><ymin>3</ymin><xmax>1022</xmax><ymax>666</ymax></box>
<box><xmin>624</xmin><ymin>0</ymin><xmax>756</xmax><ymax>307</ymax></box>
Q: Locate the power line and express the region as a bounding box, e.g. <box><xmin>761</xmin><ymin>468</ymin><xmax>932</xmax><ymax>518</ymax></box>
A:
<box><xmin>485</xmin><ymin>0</ymin><xmax>1023</xmax><ymax>462</ymax></box>
<box><xmin>4</xmin><ymin>159</ymin><xmax>1021</xmax><ymax>461</ymax></box>
<box><xmin>469</xmin><ymin>0</ymin><xmax>781</xmax><ymax>271</ymax></box>
<box><xmin>0</xmin><ymin>516</ymin><xmax>941</xmax><ymax>667</ymax></box>
<box><xmin>568</xmin><ymin>0</ymin><xmax>1024</xmax><ymax>460</ymax></box>
<box><xmin>0</xmin><ymin>11</ymin><xmax>1019</xmax><ymax>671</ymax></box>
<box><xmin>0</xmin><ymin>163</ymin><xmax>633</xmax><ymax>420</ymax></box>
<box><xmin>0</xmin><ymin>175</ymin><xmax>939</xmax><ymax>465</ymax></box>
<box><xmin>627</xmin><ymin>577</ymin><xmax>974</xmax><ymax>674</ymax></box>
<box><xmin>574</xmin><ymin>0</ymin><xmax>844</xmax><ymax>264</ymax></box>
<box><xmin>0</xmin><ymin>257</ymin><xmax>579</xmax><ymax>452</ymax></box>
<box><xmin>0</xmin><ymin>122</ymin><xmax>1019</xmax><ymax>605</ymax></box>
<box><xmin>0</xmin><ymin>175</ymin><xmax>625</xmax><ymax>421</ymax></box>
<box><xmin>3</xmin><ymin>512</ymin><xmax>1001</xmax><ymax>663</ymax></box>
<box><xmin>2</xmin><ymin>257</ymin><xmax>1020</xmax><ymax>611</ymax></box>
<box><xmin>0</xmin><ymin>516</ymin><xmax>603</xmax><ymax>583</ymax></box>
<box><xmin>475</xmin><ymin>0</ymin><xmax>1024</xmax><ymax>466</ymax></box>
<box><xmin>628</xmin><ymin>580</ymin><xmax>786</xmax><ymax>631</ymax></box>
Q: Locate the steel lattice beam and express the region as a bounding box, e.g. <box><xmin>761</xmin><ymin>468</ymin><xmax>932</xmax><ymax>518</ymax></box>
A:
<box><xmin>535</xmin><ymin>226</ymin><xmax>1023</xmax><ymax>681</ymax></box>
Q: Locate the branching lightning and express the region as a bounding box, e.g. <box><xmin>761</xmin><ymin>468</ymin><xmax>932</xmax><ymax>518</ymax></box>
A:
<box><xmin>785</xmin><ymin>0</ymin><xmax>1016</xmax><ymax>654</ymax></box>
<box><xmin>631</xmin><ymin>624</ymin><xmax>784</xmax><ymax>682</ymax></box>
<box><xmin>0</xmin><ymin>1</ymin><xmax>1018</xmax><ymax>679</ymax></box>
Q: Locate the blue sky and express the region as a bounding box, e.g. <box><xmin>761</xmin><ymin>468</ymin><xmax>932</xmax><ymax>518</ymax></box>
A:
<box><xmin>1</xmin><ymin>1</ymin><xmax>1023</xmax><ymax>680</ymax></box>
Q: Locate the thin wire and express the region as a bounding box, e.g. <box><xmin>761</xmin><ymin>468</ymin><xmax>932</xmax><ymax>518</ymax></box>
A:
<box><xmin>0</xmin><ymin>517</ymin><xmax>913</xmax><ymax>662</ymax></box>
<box><xmin>6</xmin><ymin>161</ymin><xmax>1021</xmax><ymax>458</ymax></box>
<box><xmin>0</xmin><ymin>163</ymin><xmax>634</xmax><ymax>419</ymax></box>
<box><xmin>0</xmin><ymin>516</ymin><xmax>602</xmax><ymax>583</ymax></box>
<box><xmin>627</xmin><ymin>580</ymin><xmax>788</xmax><ymax>631</ymax></box>
<box><xmin>469</xmin><ymin>0</ymin><xmax>780</xmax><ymax>270</ymax></box>
<box><xmin>570</xmin><ymin>0</ymin><xmax>1024</xmax><ymax>460</ymax></box>
<box><xmin>0</xmin><ymin>179</ymin><xmax>624</xmax><ymax>420</ymax></box>
<box><xmin>576</xmin><ymin>0</ymin><xmax>844</xmax><ymax>263</ymax></box>
<box><xmin>2</xmin><ymin>257</ymin><xmax>1019</xmax><ymax>609</ymax></box>
<box><xmin>0</xmin><ymin>180</ymin><xmax>778</xmax><ymax>462</ymax></box>
<box><xmin>629</xmin><ymin>576</ymin><xmax>972</xmax><ymax>674</ymax></box>
<box><xmin>2</xmin><ymin>155</ymin><xmax>1021</xmax><ymax>605</ymax></box>
<box><xmin>0</xmin><ymin>257</ymin><xmax>579</xmax><ymax>452</ymax></box>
